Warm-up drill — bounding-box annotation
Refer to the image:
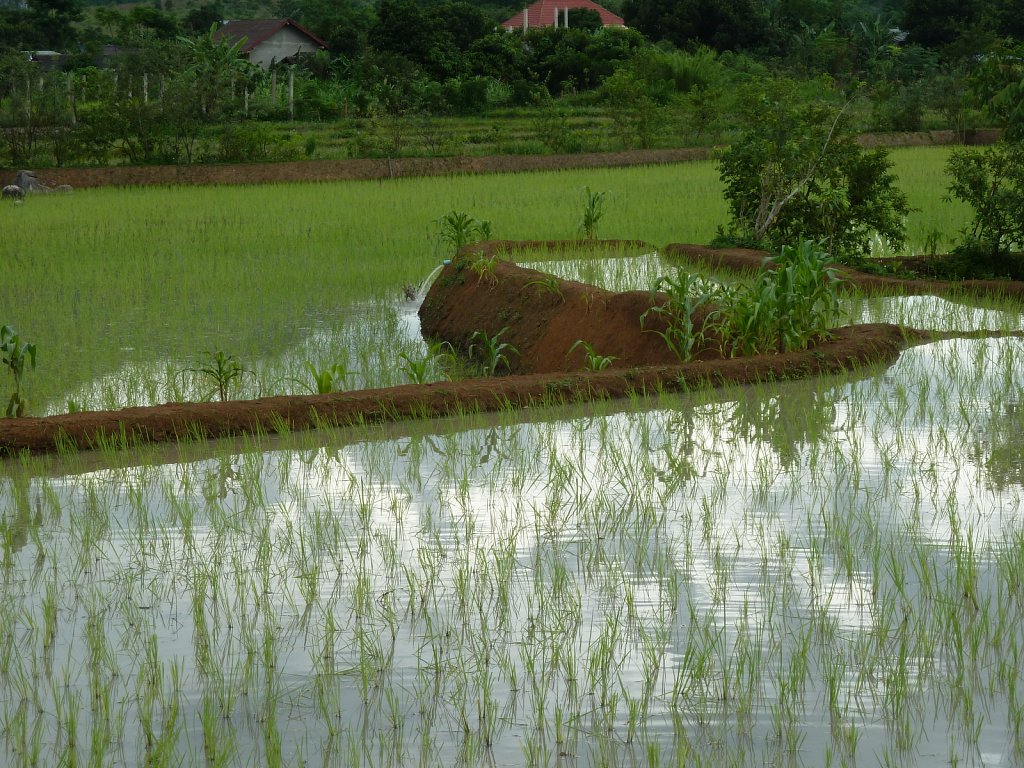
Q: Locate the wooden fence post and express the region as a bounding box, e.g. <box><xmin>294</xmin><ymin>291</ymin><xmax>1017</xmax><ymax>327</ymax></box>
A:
<box><xmin>288</xmin><ymin>68</ymin><xmax>294</xmax><ymax>120</ymax></box>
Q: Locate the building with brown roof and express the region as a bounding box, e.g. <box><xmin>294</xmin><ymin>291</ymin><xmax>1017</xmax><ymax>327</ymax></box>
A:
<box><xmin>501</xmin><ymin>0</ymin><xmax>625</xmax><ymax>31</ymax></box>
<box><xmin>212</xmin><ymin>19</ymin><xmax>328</xmax><ymax>69</ymax></box>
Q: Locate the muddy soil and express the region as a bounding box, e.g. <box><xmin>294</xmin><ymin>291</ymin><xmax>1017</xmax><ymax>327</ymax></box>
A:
<box><xmin>2</xmin><ymin>129</ymin><xmax>999</xmax><ymax>189</ymax></box>
<box><xmin>4</xmin><ymin>149</ymin><xmax>713</xmax><ymax>189</ymax></box>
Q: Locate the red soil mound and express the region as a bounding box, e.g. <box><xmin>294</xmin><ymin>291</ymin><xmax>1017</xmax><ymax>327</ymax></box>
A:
<box><xmin>419</xmin><ymin>245</ymin><xmax>673</xmax><ymax>373</ymax></box>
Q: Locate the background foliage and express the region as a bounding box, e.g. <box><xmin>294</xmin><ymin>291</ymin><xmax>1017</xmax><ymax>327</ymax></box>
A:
<box><xmin>0</xmin><ymin>0</ymin><xmax>1018</xmax><ymax>168</ymax></box>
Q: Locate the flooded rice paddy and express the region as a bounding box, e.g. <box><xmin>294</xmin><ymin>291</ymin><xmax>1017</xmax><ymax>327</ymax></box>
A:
<box><xmin>3</xmin><ymin>254</ymin><xmax>1024</xmax><ymax>766</ymax></box>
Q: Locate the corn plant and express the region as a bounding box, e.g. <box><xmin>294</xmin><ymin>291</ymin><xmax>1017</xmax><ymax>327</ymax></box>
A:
<box><xmin>468</xmin><ymin>327</ymin><xmax>517</xmax><ymax>376</ymax></box>
<box><xmin>721</xmin><ymin>240</ymin><xmax>844</xmax><ymax>355</ymax></box>
<box><xmin>640</xmin><ymin>272</ymin><xmax>717</xmax><ymax>362</ymax></box>
<box><xmin>645</xmin><ymin>241</ymin><xmax>844</xmax><ymax>360</ymax></box>
<box><xmin>297</xmin><ymin>361</ymin><xmax>350</xmax><ymax>394</ymax></box>
<box><xmin>438</xmin><ymin>211</ymin><xmax>493</xmax><ymax>257</ymax></box>
<box><xmin>568</xmin><ymin>340</ymin><xmax>616</xmax><ymax>371</ymax></box>
<box><xmin>580</xmin><ymin>186</ymin><xmax>606</xmax><ymax>239</ymax></box>
<box><xmin>1</xmin><ymin>325</ymin><xmax>36</xmax><ymax>417</ymax></box>
<box><xmin>187</xmin><ymin>350</ymin><xmax>250</xmax><ymax>402</ymax></box>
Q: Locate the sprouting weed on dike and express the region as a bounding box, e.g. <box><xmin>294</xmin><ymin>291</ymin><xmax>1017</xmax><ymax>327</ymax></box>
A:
<box><xmin>399</xmin><ymin>341</ymin><xmax>455</xmax><ymax>384</ymax></box>
<box><xmin>295</xmin><ymin>361</ymin><xmax>351</xmax><ymax>395</ymax></box>
<box><xmin>468</xmin><ymin>327</ymin><xmax>518</xmax><ymax>376</ymax></box>
<box><xmin>186</xmin><ymin>350</ymin><xmax>253</xmax><ymax>402</ymax></box>
<box><xmin>469</xmin><ymin>254</ymin><xmax>499</xmax><ymax>286</ymax></box>
<box><xmin>568</xmin><ymin>340</ymin><xmax>616</xmax><ymax>371</ymax></box>
<box><xmin>525</xmin><ymin>274</ymin><xmax>565</xmax><ymax>301</ymax></box>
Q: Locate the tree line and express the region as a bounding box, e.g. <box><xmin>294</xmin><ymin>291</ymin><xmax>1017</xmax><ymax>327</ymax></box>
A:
<box><xmin>0</xmin><ymin>0</ymin><xmax>1021</xmax><ymax>167</ymax></box>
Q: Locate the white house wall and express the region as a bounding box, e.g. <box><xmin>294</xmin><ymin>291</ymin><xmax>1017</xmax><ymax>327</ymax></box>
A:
<box><xmin>248</xmin><ymin>27</ymin><xmax>320</xmax><ymax>68</ymax></box>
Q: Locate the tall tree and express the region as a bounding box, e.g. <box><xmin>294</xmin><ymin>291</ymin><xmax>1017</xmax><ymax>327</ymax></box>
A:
<box><xmin>26</xmin><ymin>0</ymin><xmax>81</xmax><ymax>49</ymax></box>
<box><xmin>902</xmin><ymin>0</ymin><xmax>980</xmax><ymax>49</ymax></box>
<box><xmin>276</xmin><ymin>0</ymin><xmax>373</xmax><ymax>59</ymax></box>
<box><xmin>0</xmin><ymin>0</ymin><xmax>81</xmax><ymax>49</ymax></box>
<box><xmin>622</xmin><ymin>0</ymin><xmax>768</xmax><ymax>51</ymax></box>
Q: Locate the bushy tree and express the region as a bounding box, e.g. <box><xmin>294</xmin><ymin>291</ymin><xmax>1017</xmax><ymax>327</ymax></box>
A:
<box><xmin>967</xmin><ymin>43</ymin><xmax>1024</xmax><ymax>140</ymax></box>
<box><xmin>945</xmin><ymin>140</ymin><xmax>1024</xmax><ymax>269</ymax></box>
<box><xmin>276</xmin><ymin>0</ymin><xmax>373</xmax><ymax>59</ymax></box>
<box><xmin>717</xmin><ymin>80</ymin><xmax>909</xmax><ymax>260</ymax></box>
<box><xmin>567</xmin><ymin>8</ymin><xmax>603</xmax><ymax>31</ymax></box>
<box><xmin>622</xmin><ymin>0</ymin><xmax>768</xmax><ymax>51</ymax></box>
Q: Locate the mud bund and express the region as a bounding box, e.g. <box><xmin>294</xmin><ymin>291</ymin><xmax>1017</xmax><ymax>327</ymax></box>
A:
<box><xmin>0</xmin><ymin>243</ymin><xmax>920</xmax><ymax>456</ymax></box>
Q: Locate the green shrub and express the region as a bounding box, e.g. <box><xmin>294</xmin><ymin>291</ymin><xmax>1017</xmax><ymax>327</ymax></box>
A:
<box><xmin>218</xmin><ymin>123</ymin><xmax>304</xmax><ymax>162</ymax></box>
<box><xmin>718</xmin><ymin>79</ymin><xmax>910</xmax><ymax>262</ymax></box>
<box><xmin>945</xmin><ymin>140</ymin><xmax>1024</xmax><ymax>276</ymax></box>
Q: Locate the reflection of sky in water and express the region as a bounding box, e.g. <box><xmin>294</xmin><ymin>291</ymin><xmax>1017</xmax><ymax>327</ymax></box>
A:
<box><xmin>847</xmin><ymin>293</ymin><xmax>1024</xmax><ymax>332</ymax></box>
<box><xmin>53</xmin><ymin>300</ymin><xmax>430</xmax><ymax>415</ymax></box>
<box><xmin>29</xmin><ymin>332</ymin><xmax>1024</xmax><ymax>616</ymax></box>
<box><xmin>6</xmin><ymin>293</ymin><xmax>1024</xmax><ymax>764</ymax></box>
<box><xmin>529</xmin><ymin>252</ymin><xmax>665</xmax><ymax>292</ymax></box>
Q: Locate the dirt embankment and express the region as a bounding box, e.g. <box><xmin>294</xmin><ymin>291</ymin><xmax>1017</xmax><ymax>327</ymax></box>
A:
<box><xmin>1</xmin><ymin>129</ymin><xmax>1000</xmax><ymax>189</ymax></box>
<box><xmin>0</xmin><ymin>242</ymin><xmax>918</xmax><ymax>456</ymax></box>
<box><xmin>3</xmin><ymin>148</ymin><xmax>712</xmax><ymax>189</ymax></box>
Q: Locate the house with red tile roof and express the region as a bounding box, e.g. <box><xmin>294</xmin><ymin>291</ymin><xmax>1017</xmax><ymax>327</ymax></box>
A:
<box><xmin>212</xmin><ymin>19</ymin><xmax>328</xmax><ymax>69</ymax></box>
<box><xmin>501</xmin><ymin>0</ymin><xmax>625</xmax><ymax>31</ymax></box>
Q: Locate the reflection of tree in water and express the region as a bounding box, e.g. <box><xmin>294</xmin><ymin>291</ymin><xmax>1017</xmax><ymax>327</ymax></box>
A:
<box><xmin>970</xmin><ymin>399</ymin><xmax>1024</xmax><ymax>490</ymax></box>
<box><xmin>658</xmin><ymin>386</ymin><xmax>840</xmax><ymax>487</ymax></box>
<box><xmin>656</xmin><ymin>406</ymin><xmax>719</xmax><ymax>492</ymax></box>
<box><xmin>200</xmin><ymin>453</ymin><xmax>266</xmax><ymax>515</ymax></box>
<box><xmin>727</xmin><ymin>388</ymin><xmax>838</xmax><ymax>471</ymax></box>
<box><xmin>202</xmin><ymin>455</ymin><xmax>239</xmax><ymax>503</ymax></box>
<box><xmin>0</xmin><ymin>468</ymin><xmax>43</xmax><ymax>558</ymax></box>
